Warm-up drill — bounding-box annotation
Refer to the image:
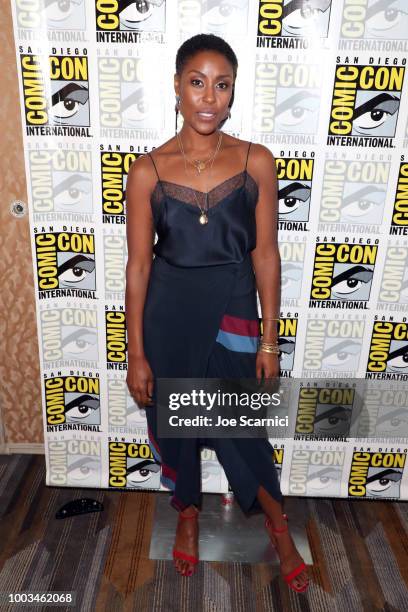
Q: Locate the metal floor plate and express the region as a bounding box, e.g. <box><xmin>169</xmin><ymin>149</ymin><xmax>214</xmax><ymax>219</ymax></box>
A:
<box><xmin>149</xmin><ymin>493</ymin><xmax>312</xmax><ymax>564</ymax></box>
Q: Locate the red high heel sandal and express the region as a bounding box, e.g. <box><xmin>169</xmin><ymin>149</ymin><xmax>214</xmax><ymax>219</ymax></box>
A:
<box><xmin>265</xmin><ymin>513</ymin><xmax>309</xmax><ymax>593</ymax></box>
<box><xmin>173</xmin><ymin>508</ymin><xmax>199</xmax><ymax>577</ymax></box>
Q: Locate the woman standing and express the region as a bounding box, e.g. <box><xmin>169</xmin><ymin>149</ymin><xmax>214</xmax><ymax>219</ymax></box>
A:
<box><xmin>125</xmin><ymin>34</ymin><xmax>309</xmax><ymax>593</ymax></box>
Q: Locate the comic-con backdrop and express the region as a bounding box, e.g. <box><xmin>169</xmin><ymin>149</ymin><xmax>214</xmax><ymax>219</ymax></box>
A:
<box><xmin>10</xmin><ymin>1</ymin><xmax>408</xmax><ymax>501</ymax></box>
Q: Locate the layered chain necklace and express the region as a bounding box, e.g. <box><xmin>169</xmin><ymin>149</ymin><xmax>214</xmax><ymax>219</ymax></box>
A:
<box><xmin>176</xmin><ymin>131</ymin><xmax>223</xmax><ymax>225</ymax></box>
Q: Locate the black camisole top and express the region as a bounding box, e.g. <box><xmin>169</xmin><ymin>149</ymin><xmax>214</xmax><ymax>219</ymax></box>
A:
<box><xmin>147</xmin><ymin>142</ymin><xmax>259</xmax><ymax>268</ymax></box>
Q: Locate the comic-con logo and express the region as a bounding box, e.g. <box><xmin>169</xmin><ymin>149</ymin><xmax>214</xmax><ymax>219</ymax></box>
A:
<box><xmin>328</xmin><ymin>62</ymin><xmax>405</xmax><ymax>147</ymax></box>
<box><xmin>257</xmin><ymin>0</ymin><xmax>332</xmax><ymax>44</ymax></box>
<box><xmin>341</xmin><ymin>1</ymin><xmax>408</xmax><ymax>41</ymax></box>
<box><xmin>40</xmin><ymin>305</ymin><xmax>98</xmax><ymax>367</ymax></box>
<box><xmin>302</xmin><ymin>317</ymin><xmax>364</xmax><ymax>375</ymax></box>
<box><xmin>273</xmin><ymin>446</ymin><xmax>284</xmax><ymax>482</ymax></box>
<box><xmin>295</xmin><ymin>386</ymin><xmax>355</xmax><ymax>437</ymax></box>
<box><xmin>260</xmin><ymin>316</ymin><xmax>297</xmax><ymax>376</ymax></box>
<box><xmin>309</xmin><ymin>241</ymin><xmax>378</xmax><ymax>308</ymax></box>
<box><xmin>44</xmin><ymin>375</ymin><xmax>100</xmax><ymax>430</ymax></box>
<box><xmin>289</xmin><ymin>448</ymin><xmax>345</xmax><ymax>496</ymax></box>
<box><xmin>390</xmin><ymin>162</ymin><xmax>408</xmax><ymax>235</ymax></box>
<box><xmin>319</xmin><ymin>158</ymin><xmax>389</xmax><ymax>229</ymax></box>
<box><xmin>378</xmin><ymin>244</ymin><xmax>408</xmax><ymax>306</ymax></box>
<box><xmin>98</xmin><ymin>54</ymin><xmax>163</xmax><ymax>138</ymax></box>
<box><xmin>48</xmin><ymin>439</ymin><xmax>101</xmax><ymax>486</ymax></box>
<box><xmin>108</xmin><ymin>377</ymin><xmax>147</xmax><ymax>434</ymax></box>
<box><xmin>28</xmin><ymin>148</ymin><xmax>92</xmax><ymax>221</ymax></box>
<box><xmin>348</xmin><ymin>451</ymin><xmax>406</xmax><ymax>498</ymax></box>
<box><xmin>279</xmin><ymin>239</ymin><xmax>305</xmax><ymax>304</ymax></box>
<box><xmin>15</xmin><ymin>0</ymin><xmax>86</xmax><ymax>32</ymax></box>
<box><xmin>279</xmin><ymin>317</ymin><xmax>297</xmax><ymax>375</ymax></box>
<box><xmin>96</xmin><ymin>0</ymin><xmax>166</xmax><ymax>42</ymax></box>
<box><xmin>201</xmin><ymin>448</ymin><xmax>226</xmax><ymax>492</ymax></box>
<box><xmin>276</xmin><ymin>155</ymin><xmax>314</xmax><ymax>229</ymax></box>
<box><xmin>106</xmin><ymin>308</ymin><xmax>127</xmax><ymax>370</ymax></box>
<box><xmin>34</xmin><ymin>230</ymin><xmax>96</xmax><ymax>298</ymax></box>
<box><xmin>20</xmin><ymin>50</ymin><xmax>90</xmax><ymax>137</ymax></box>
<box><xmin>366</xmin><ymin>320</ymin><xmax>408</xmax><ymax>380</ymax></box>
<box><xmin>101</xmin><ymin>150</ymin><xmax>139</xmax><ymax>223</ymax></box>
<box><xmin>108</xmin><ymin>441</ymin><xmax>160</xmax><ymax>489</ymax></box>
<box><xmin>357</xmin><ymin>383</ymin><xmax>408</xmax><ymax>438</ymax></box>
<box><xmin>104</xmin><ymin>231</ymin><xmax>127</xmax><ymax>301</ymax></box>
<box><xmin>178</xmin><ymin>0</ymin><xmax>249</xmax><ymax>36</ymax></box>
<box><xmin>252</xmin><ymin>61</ymin><xmax>321</xmax><ymax>141</ymax></box>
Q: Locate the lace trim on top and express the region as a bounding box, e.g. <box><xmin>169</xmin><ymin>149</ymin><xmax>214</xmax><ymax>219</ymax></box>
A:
<box><xmin>150</xmin><ymin>171</ymin><xmax>258</xmax><ymax>210</ymax></box>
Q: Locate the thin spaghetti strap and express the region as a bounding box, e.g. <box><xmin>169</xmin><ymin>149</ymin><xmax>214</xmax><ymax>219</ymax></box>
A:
<box><xmin>243</xmin><ymin>141</ymin><xmax>252</xmax><ymax>189</ymax></box>
<box><xmin>147</xmin><ymin>151</ymin><xmax>161</xmax><ymax>181</ymax></box>
<box><xmin>244</xmin><ymin>141</ymin><xmax>252</xmax><ymax>172</ymax></box>
<box><xmin>147</xmin><ymin>152</ymin><xmax>165</xmax><ymax>198</ymax></box>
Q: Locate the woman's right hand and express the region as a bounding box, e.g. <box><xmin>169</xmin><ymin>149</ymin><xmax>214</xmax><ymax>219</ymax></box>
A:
<box><xmin>127</xmin><ymin>354</ymin><xmax>154</xmax><ymax>407</ymax></box>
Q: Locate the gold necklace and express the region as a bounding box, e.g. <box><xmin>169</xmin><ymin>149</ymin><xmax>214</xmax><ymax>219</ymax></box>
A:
<box><xmin>178</xmin><ymin>134</ymin><xmax>221</xmax><ymax>174</ymax></box>
<box><xmin>176</xmin><ymin>132</ymin><xmax>223</xmax><ymax>225</ymax></box>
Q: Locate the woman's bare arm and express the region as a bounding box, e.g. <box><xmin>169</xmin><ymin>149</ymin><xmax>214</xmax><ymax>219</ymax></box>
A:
<box><xmin>250</xmin><ymin>144</ymin><xmax>281</xmax><ymax>378</ymax></box>
<box><xmin>125</xmin><ymin>155</ymin><xmax>156</xmax><ymax>404</ymax></box>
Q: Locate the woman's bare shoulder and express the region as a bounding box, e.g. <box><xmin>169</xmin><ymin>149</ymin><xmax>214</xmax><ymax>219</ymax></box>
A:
<box><xmin>249</xmin><ymin>142</ymin><xmax>275</xmax><ymax>163</ymax></box>
<box><xmin>222</xmin><ymin>136</ymin><xmax>275</xmax><ymax>163</ymax></box>
<box><xmin>128</xmin><ymin>137</ymin><xmax>176</xmax><ymax>182</ymax></box>
<box><xmin>246</xmin><ymin>142</ymin><xmax>276</xmax><ymax>187</ymax></box>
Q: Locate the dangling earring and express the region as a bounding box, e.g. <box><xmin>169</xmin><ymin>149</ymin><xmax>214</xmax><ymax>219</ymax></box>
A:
<box><xmin>175</xmin><ymin>95</ymin><xmax>180</xmax><ymax>134</ymax></box>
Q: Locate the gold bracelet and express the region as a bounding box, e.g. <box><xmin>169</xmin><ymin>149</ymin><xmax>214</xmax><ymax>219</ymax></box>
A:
<box><xmin>259</xmin><ymin>345</ymin><xmax>280</xmax><ymax>355</ymax></box>
<box><xmin>258</xmin><ymin>337</ymin><xmax>280</xmax><ymax>354</ymax></box>
<box><xmin>262</xmin><ymin>317</ymin><xmax>280</xmax><ymax>321</ymax></box>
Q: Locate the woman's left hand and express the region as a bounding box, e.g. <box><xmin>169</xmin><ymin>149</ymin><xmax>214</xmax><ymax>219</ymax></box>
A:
<box><xmin>256</xmin><ymin>350</ymin><xmax>280</xmax><ymax>382</ymax></box>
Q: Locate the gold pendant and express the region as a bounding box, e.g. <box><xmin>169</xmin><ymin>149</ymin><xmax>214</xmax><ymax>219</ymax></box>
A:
<box><xmin>199</xmin><ymin>213</ymin><xmax>208</xmax><ymax>225</ymax></box>
<box><xmin>194</xmin><ymin>160</ymin><xmax>206</xmax><ymax>173</ymax></box>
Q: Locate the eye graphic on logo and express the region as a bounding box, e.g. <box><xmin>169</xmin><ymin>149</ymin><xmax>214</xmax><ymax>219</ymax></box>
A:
<box><xmin>126</xmin><ymin>400</ymin><xmax>147</xmax><ymax>422</ymax></box>
<box><xmin>365</xmin><ymin>1</ymin><xmax>408</xmax><ymax>38</ymax></box>
<box><xmin>201</xmin><ymin>461</ymin><xmax>221</xmax><ymax>485</ymax></box>
<box><xmin>306</xmin><ymin>467</ymin><xmax>341</xmax><ymax>492</ymax></box>
<box><xmin>65</xmin><ymin>394</ymin><xmax>100</xmax><ymax>420</ymax></box>
<box><xmin>126</xmin><ymin>459</ymin><xmax>160</xmax><ymax>486</ymax></box>
<box><xmin>341</xmin><ymin>185</ymin><xmax>385</xmax><ymax>222</ymax></box>
<box><xmin>386</xmin><ymin>344</ymin><xmax>408</xmax><ymax>370</ymax></box>
<box><xmin>331</xmin><ymin>265</ymin><xmax>373</xmax><ymax>298</ymax></box>
<box><xmin>275</xmin><ymin>90</ymin><xmax>320</xmax><ymax>132</ymax></box>
<box><xmin>62</xmin><ymin>329</ymin><xmax>97</xmax><ymax>357</ymax></box>
<box><xmin>352</xmin><ymin>93</ymin><xmax>400</xmax><ymax>135</ymax></box>
<box><xmin>376</xmin><ymin>407</ymin><xmax>408</xmax><ymax>435</ymax></box>
<box><xmin>50</xmin><ymin>83</ymin><xmax>89</xmax><ymax>122</ymax></box>
<box><xmin>119</xmin><ymin>0</ymin><xmax>154</xmax><ymax>27</ymax></box>
<box><xmin>67</xmin><ymin>457</ymin><xmax>100</xmax><ymax>482</ymax></box>
<box><xmin>53</xmin><ymin>174</ymin><xmax>92</xmax><ymax>211</ymax></box>
<box><xmin>281</xmin><ymin>0</ymin><xmax>332</xmax><ymax>36</ymax></box>
<box><xmin>365</xmin><ymin>468</ymin><xmax>402</xmax><ymax>495</ymax></box>
<box><xmin>279</xmin><ymin>337</ymin><xmax>296</xmax><ymax>372</ymax></box>
<box><xmin>121</xmin><ymin>87</ymin><xmax>151</xmax><ymax>125</ymax></box>
<box><xmin>322</xmin><ymin>340</ymin><xmax>361</xmax><ymax>369</ymax></box>
<box><xmin>45</xmin><ymin>0</ymin><xmax>84</xmax><ymax>23</ymax></box>
<box><xmin>278</xmin><ymin>182</ymin><xmax>311</xmax><ymax>216</ymax></box>
<box><xmin>314</xmin><ymin>405</ymin><xmax>352</xmax><ymax>433</ymax></box>
<box><xmin>279</xmin><ymin>338</ymin><xmax>295</xmax><ymax>361</ymax></box>
<box><xmin>280</xmin><ymin>262</ymin><xmax>303</xmax><ymax>295</ymax></box>
<box><xmin>58</xmin><ymin>254</ymin><xmax>95</xmax><ymax>285</ymax></box>
<box><xmin>202</xmin><ymin>0</ymin><xmax>245</xmax><ymax>29</ymax></box>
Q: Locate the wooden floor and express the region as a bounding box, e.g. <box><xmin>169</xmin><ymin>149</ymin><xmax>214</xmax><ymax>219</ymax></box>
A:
<box><xmin>0</xmin><ymin>454</ymin><xmax>407</xmax><ymax>611</ymax></box>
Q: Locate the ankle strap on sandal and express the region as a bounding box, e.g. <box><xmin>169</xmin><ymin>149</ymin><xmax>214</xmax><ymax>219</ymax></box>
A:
<box><xmin>179</xmin><ymin>507</ymin><xmax>199</xmax><ymax>519</ymax></box>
